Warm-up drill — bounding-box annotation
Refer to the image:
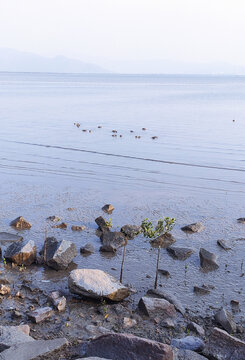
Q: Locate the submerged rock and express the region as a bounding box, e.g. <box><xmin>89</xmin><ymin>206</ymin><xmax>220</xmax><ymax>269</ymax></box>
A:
<box><xmin>181</xmin><ymin>222</ymin><xmax>205</xmax><ymax>233</ymax></box>
<box><xmin>199</xmin><ymin>248</ymin><xmax>219</xmax><ymax>271</ymax></box>
<box><xmin>171</xmin><ymin>336</ymin><xmax>205</xmax><ymax>352</ymax></box>
<box><xmin>46</xmin><ymin>215</ymin><xmax>60</xmax><ymax>222</ymax></box>
<box><xmin>150</xmin><ymin>233</ymin><xmax>176</xmax><ymax>248</ymax></box>
<box><xmin>52</xmin><ymin>222</ymin><xmax>67</xmax><ymax>229</ymax></box>
<box><xmin>121</xmin><ymin>225</ymin><xmax>142</xmax><ymax>239</ymax></box>
<box><xmin>102</xmin><ymin>204</ymin><xmax>114</xmax><ymax>214</ymax></box>
<box><xmin>158</xmin><ymin>269</ymin><xmax>170</xmax><ymax>277</ymax></box>
<box><xmin>45</xmin><ymin>237</ymin><xmax>77</xmax><ymax>270</ymax></box>
<box><xmin>71</xmin><ymin>225</ymin><xmax>85</xmax><ymax>231</ymax></box>
<box><xmin>81</xmin><ymin>333</ymin><xmax>173</xmax><ymax>360</ymax></box>
<box><xmin>217</xmin><ymin>239</ymin><xmax>231</xmax><ymax>250</ymax></box>
<box><xmin>68</xmin><ymin>269</ymin><xmax>130</xmax><ymax>301</ymax></box>
<box><xmin>80</xmin><ymin>243</ymin><xmax>95</xmax><ymax>255</ymax></box>
<box><xmin>100</xmin><ymin>231</ymin><xmax>125</xmax><ymax>252</ymax></box>
<box><xmin>5</xmin><ymin>240</ymin><xmax>36</xmax><ymax>265</ymax></box>
<box><xmin>207</xmin><ymin>327</ymin><xmax>245</xmax><ymax>360</ymax></box>
<box><xmin>0</xmin><ymin>232</ymin><xmax>23</xmax><ymax>244</ymax></box>
<box><xmin>10</xmin><ymin>216</ymin><xmax>32</xmax><ymax>230</ymax></box>
<box><xmin>215</xmin><ymin>307</ymin><xmax>237</xmax><ymax>333</ymax></box>
<box><xmin>167</xmin><ymin>246</ymin><xmax>194</xmax><ymax>260</ymax></box>
<box><xmin>138</xmin><ymin>296</ymin><xmax>176</xmax><ymax>319</ymax></box>
<box><xmin>237</xmin><ymin>217</ymin><xmax>245</xmax><ymax>224</ymax></box>
<box><xmin>193</xmin><ymin>285</ymin><xmax>211</xmax><ymax>295</ymax></box>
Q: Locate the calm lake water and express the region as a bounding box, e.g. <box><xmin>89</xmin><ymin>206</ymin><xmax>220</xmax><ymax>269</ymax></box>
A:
<box><xmin>0</xmin><ymin>72</ymin><xmax>245</xmax><ymax>318</ymax></box>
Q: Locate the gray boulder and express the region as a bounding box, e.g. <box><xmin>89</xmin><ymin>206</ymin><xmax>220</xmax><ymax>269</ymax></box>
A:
<box><xmin>80</xmin><ymin>333</ymin><xmax>173</xmax><ymax>360</ymax></box>
<box><xmin>0</xmin><ymin>325</ymin><xmax>34</xmax><ymax>350</ymax></box>
<box><xmin>100</xmin><ymin>231</ymin><xmax>125</xmax><ymax>252</ymax></box>
<box><xmin>215</xmin><ymin>307</ymin><xmax>237</xmax><ymax>333</ymax></box>
<box><xmin>80</xmin><ymin>243</ymin><xmax>95</xmax><ymax>255</ymax></box>
<box><xmin>199</xmin><ymin>248</ymin><xmax>219</xmax><ymax>271</ymax></box>
<box><xmin>5</xmin><ymin>240</ymin><xmax>36</xmax><ymax>265</ymax></box>
<box><xmin>181</xmin><ymin>222</ymin><xmax>205</xmax><ymax>233</ymax></box>
<box><xmin>28</xmin><ymin>307</ymin><xmax>54</xmax><ymax>323</ymax></box>
<box><xmin>138</xmin><ymin>296</ymin><xmax>176</xmax><ymax>319</ymax></box>
<box><xmin>171</xmin><ymin>336</ymin><xmax>205</xmax><ymax>352</ymax></box>
<box><xmin>68</xmin><ymin>269</ymin><xmax>130</xmax><ymax>301</ymax></box>
<box><xmin>207</xmin><ymin>327</ymin><xmax>245</xmax><ymax>360</ymax></box>
<box><xmin>167</xmin><ymin>246</ymin><xmax>194</xmax><ymax>260</ymax></box>
<box><xmin>45</xmin><ymin>237</ymin><xmax>77</xmax><ymax>270</ymax></box>
<box><xmin>147</xmin><ymin>288</ymin><xmax>185</xmax><ymax>315</ymax></box>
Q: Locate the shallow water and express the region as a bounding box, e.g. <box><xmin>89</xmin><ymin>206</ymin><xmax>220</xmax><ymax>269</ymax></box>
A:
<box><xmin>0</xmin><ymin>72</ymin><xmax>245</xmax><ymax>320</ymax></box>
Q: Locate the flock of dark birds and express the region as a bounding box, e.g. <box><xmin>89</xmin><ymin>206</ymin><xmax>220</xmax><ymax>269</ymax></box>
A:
<box><xmin>73</xmin><ymin>123</ymin><xmax>158</xmax><ymax>140</ymax></box>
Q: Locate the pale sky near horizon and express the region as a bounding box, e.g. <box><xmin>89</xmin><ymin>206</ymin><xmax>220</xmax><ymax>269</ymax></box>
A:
<box><xmin>1</xmin><ymin>0</ymin><xmax>245</xmax><ymax>66</ymax></box>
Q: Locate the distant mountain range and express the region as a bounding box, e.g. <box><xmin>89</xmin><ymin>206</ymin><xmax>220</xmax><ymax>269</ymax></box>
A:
<box><xmin>0</xmin><ymin>48</ymin><xmax>107</xmax><ymax>73</ymax></box>
<box><xmin>1</xmin><ymin>48</ymin><xmax>245</xmax><ymax>74</ymax></box>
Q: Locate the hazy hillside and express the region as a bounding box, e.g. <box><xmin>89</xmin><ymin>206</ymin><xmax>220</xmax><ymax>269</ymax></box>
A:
<box><xmin>0</xmin><ymin>48</ymin><xmax>108</xmax><ymax>73</ymax></box>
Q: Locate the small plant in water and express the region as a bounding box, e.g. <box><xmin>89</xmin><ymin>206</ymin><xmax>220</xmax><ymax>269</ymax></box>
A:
<box><xmin>141</xmin><ymin>217</ymin><xmax>176</xmax><ymax>289</ymax></box>
<box><xmin>105</xmin><ymin>218</ymin><xmax>112</xmax><ymax>229</ymax></box>
<box><xmin>3</xmin><ymin>258</ymin><xmax>7</xmax><ymax>266</ymax></box>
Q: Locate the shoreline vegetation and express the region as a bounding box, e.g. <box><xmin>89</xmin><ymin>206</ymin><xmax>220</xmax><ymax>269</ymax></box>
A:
<box><xmin>0</xmin><ymin>206</ymin><xmax>244</xmax><ymax>359</ymax></box>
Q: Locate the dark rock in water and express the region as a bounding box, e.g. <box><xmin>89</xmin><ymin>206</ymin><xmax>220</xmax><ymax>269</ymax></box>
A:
<box><xmin>181</xmin><ymin>222</ymin><xmax>205</xmax><ymax>233</ymax></box>
<box><xmin>46</xmin><ymin>215</ymin><xmax>60</xmax><ymax>222</ymax></box>
<box><xmin>0</xmin><ymin>338</ymin><xmax>68</xmax><ymax>360</ymax></box>
<box><xmin>80</xmin><ymin>333</ymin><xmax>173</xmax><ymax>360</ymax></box>
<box><xmin>207</xmin><ymin>327</ymin><xmax>245</xmax><ymax>360</ymax></box>
<box><xmin>95</xmin><ymin>216</ymin><xmax>110</xmax><ymax>231</ymax></box>
<box><xmin>173</xmin><ymin>348</ymin><xmax>208</xmax><ymax>359</ymax></box>
<box><xmin>52</xmin><ymin>222</ymin><xmax>67</xmax><ymax>229</ymax></box>
<box><xmin>193</xmin><ymin>285</ymin><xmax>211</xmax><ymax>295</ymax></box>
<box><xmin>187</xmin><ymin>322</ymin><xmax>205</xmax><ymax>337</ymax></box>
<box><xmin>138</xmin><ymin>296</ymin><xmax>176</xmax><ymax>319</ymax></box>
<box><xmin>147</xmin><ymin>288</ymin><xmax>185</xmax><ymax>315</ymax></box>
<box><xmin>5</xmin><ymin>240</ymin><xmax>36</xmax><ymax>265</ymax></box>
<box><xmin>237</xmin><ymin>217</ymin><xmax>245</xmax><ymax>224</ymax></box>
<box><xmin>217</xmin><ymin>239</ymin><xmax>231</xmax><ymax>250</ymax></box>
<box><xmin>150</xmin><ymin>233</ymin><xmax>176</xmax><ymax>248</ymax></box>
<box><xmin>171</xmin><ymin>336</ymin><xmax>205</xmax><ymax>352</ymax></box>
<box><xmin>68</xmin><ymin>269</ymin><xmax>130</xmax><ymax>301</ymax></box>
<box><xmin>28</xmin><ymin>307</ymin><xmax>53</xmax><ymax>323</ymax></box>
<box><xmin>102</xmin><ymin>204</ymin><xmax>114</xmax><ymax>214</ymax></box>
<box><xmin>45</xmin><ymin>237</ymin><xmax>77</xmax><ymax>270</ymax></box>
<box><xmin>121</xmin><ymin>225</ymin><xmax>141</xmax><ymax>239</ymax></box>
<box><xmin>167</xmin><ymin>246</ymin><xmax>194</xmax><ymax>260</ymax></box>
<box><xmin>215</xmin><ymin>307</ymin><xmax>237</xmax><ymax>333</ymax></box>
<box><xmin>80</xmin><ymin>243</ymin><xmax>95</xmax><ymax>255</ymax></box>
<box><xmin>71</xmin><ymin>225</ymin><xmax>85</xmax><ymax>231</ymax></box>
<box><xmin>0</xmin><ymin>232</ymin><xmax>23</xmax><ymax>245</ymax></box>
<box><xmin>10</xmin><ymin>216</ymin><xmax>32</xmax><ymax>230</ymax></box>
<box><xmin>100</xmin><ymin>231</ymin><xmax>125</xmax><ymax>252</ymax></box>
<box><xmin>158</xmin><ymin>269</ymin><xmax>170</xmax><ymax>277</ymax></box>
<box><xmin>199</xmin><ymin>248</ymin><xmax>219</xmax><ymax>271</ymax></box>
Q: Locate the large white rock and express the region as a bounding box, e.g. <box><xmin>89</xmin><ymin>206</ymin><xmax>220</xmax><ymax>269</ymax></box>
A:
<box><xmin>68</xmin><ymin>269</ymin><xmax>130</xmax><ymax>301</ymax></box>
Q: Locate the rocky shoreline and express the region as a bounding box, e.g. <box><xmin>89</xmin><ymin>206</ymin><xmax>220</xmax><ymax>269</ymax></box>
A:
<box><xmin>0</xmin><ymin>208</ymin><xmax>244</xmax><ymax>359</ymax></box>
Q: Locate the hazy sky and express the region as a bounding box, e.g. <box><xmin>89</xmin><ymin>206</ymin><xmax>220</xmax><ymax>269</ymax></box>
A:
<box><xmin>1</xmin><ymin>0</ymin><xmax>245</xmax><ymax>65</ymax></box>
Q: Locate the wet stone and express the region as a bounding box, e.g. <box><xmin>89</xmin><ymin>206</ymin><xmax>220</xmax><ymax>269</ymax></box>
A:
<box><xmin>48</xmin><ymin>291</ymin><xmax>66</xmax><ymax>312</ymax></box>
<box><xmin>199</xmin><ymin>248</ymin><xmax>219</xmax><ymax>271</ymax></box>
<box><xmin>5</xmin><ymin>240</ymin><xmax>36</xmax><ymax>265</ymax></box>
<box><xmin>45</xmin><ymin>236</ymin><xmax>77</xmax><ymax>270</ymax></box>
<box><xmin>28</xmin><ymin>306</ymin><xmax>54</xmax><ymax>323</ymax></box>
<box><xmin>0</xmin><ymin>232</ymin><xmax>23</xmax><ymax>244</ymax></box>
<box><xmin>0</xmin><ymin>285</ymin><xmax>10</xmax><ymax>295</ymax></box>
<box><xmin>217</xmin><ymin>239</ymin><xmax>231</xmax><ymax>250</ymax></box>
<box><xmin>150</xmin><ymin>233</ymin><xmax>176</xmax><ymax>248</ymax></box>
<box><xmin>72</xmin><ymin>225</ymin><xmax>85</xmax><ymax>231</ymax></box>
<box><xmin>138</xmin><ymin>296</ymin><xmax>176</xmax><ymax>319</ymax></box>
<box><xmin>147</xmin><ymin>288</ymin><xmax>185</xmax><ymax>315</ymax></box>
<box><xmin>80</xmin><ymin>243</ymin><xmax>95</xmax><ymax>255</ymax></box>
<box><xmin>158</xmin><ymin>269</ymin><xmax>170</xmax><ymax>277</ymax></box>
<box><xmin>100</xmin><ymin>231</ymin><xmax>125</xmax><ymax>253</ymax></box>
<box><xmin>187</xmin><ymin>322</ymin><xmax>205</xmax><ymax>337</ymax></box>
<box><xmin>215</xmin><ymin>307</ymin><xmax>237</xmax><ymax>333</ymax></box>
<box><xmin>46</xmin><ymin>215</ymin><xmax>60</xmax><ymax>222</ymax></box>
<box><xmin>121</xmin><ymin>225</ymin><xmax>142</xmax><ymax>239</ymax></box>
<box><xmin>10</xmin><ymin>216</ymin><xmax>32</xmax><ymax>230</ymax></box>
<box><xmin>237</xmin><ymin>217</ymin><xmax>245</xmax><ymax>224</ymax></box>
<box><xmin>95</xmin><ymin>216</ymin><xmax>110</xmax><ymax>231</ymax></box>
<box><xmin>193</xmin><ymin>285</ymin><xmax>211</xmax><ymax>295</ymax></box>
<box><xmin>171</xmin><ymin>336</ymin><xmax>205</xmax><ymax>352</ymax></box>
<box><xmin>181</xmin><ymin>222</ymin><xmax>205</xmax><ymax>233</ymax></box>
<box><xmin>52</xmin><ymin>222</ymin><xmax>67</xmax><ymax>229</ymax></box>
<box><xmin>102</xmin><ymin>204</ymin><xmax>114</xmax><ymax>214</ymax></box>
<box><xmin>167</xmin><ymin>246</ymin><xmax>194</xmax><ymax>260</ymax></box>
